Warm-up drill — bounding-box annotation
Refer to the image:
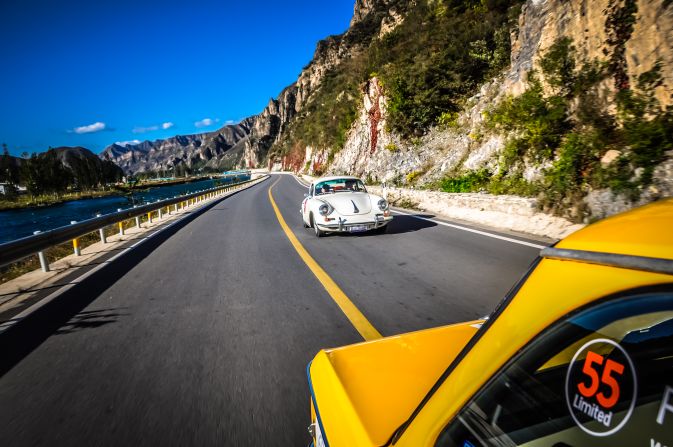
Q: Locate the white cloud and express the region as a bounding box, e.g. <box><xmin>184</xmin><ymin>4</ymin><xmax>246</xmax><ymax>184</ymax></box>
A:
<box><xmin>194</xmin><ymin>118</ymin><xmax>219</xmax><ymax>128</ymax></box>
<box><xmin>225</xmin><ymin>120</ymin><xmax>235</xmax><ymax>125</ymax></box>
<box><xmin>73</xmin><ymin>121</ymin><xmax>106</xmax><ymax>134</ymax></box>
<box><xmin>133</xmin><ymin>121</ymin><xmax>175</xmax><ymax>133</ymax></box>
<box><xmin>115</xmin><ymin>140</ymin><xmax>141</xmax><ymax>147</ymax></box>
<box><xmin>132</xmin><ymin>125</ymin><xmax>159</xmax><ymax>134</ymax></box>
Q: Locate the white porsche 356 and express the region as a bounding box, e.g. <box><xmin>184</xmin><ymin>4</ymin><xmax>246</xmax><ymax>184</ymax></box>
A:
<box><xmin>300</xmin><ymin>176</ymin><xmax>393</xmax><ymax>237</ymax></box>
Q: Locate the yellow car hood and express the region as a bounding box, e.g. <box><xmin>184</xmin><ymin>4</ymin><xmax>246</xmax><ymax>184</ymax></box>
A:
<box><xmin>308</xmin><ymin>321</ymin><xmax>481</xmax><ymax>446</ymax></box>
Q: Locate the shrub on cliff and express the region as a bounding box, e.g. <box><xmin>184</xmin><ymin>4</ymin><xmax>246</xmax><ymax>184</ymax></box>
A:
<box><xmin>486</xmin><ymin>37</ymin><xmax>673</xmax><ymax>220</ymax></box>
<box><xmin>372</xmin><ymin>0</ymin><xmax>522</xmax><ymax>136</ymax></box>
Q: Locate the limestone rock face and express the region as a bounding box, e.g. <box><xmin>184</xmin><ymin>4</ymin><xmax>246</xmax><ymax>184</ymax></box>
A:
<box><xmin>626</xmin><ymin>0</ymin><xmax>673</xmax><ymax>106</ymax></box>
<box><xmin>507</xmin><ymin>0</ymin><xmax>672</xmax><ymax>105</ymax></box>
<box><xmin>329</xmin><ymin>77</ymin><xmax>423</xmax><ymax>182</ymax></box>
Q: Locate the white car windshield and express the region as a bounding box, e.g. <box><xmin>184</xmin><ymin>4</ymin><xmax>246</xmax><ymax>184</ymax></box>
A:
<box><xmin>314</xmin><ymin>179</ymin><xmax>367</xmax><ymax>195</ymax></box>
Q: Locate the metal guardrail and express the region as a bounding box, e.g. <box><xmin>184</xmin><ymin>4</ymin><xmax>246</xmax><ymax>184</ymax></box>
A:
<box><xmin>0</xmin><ymin>176</ymin><xmax>267</xmax><ymax>270</ymax></box>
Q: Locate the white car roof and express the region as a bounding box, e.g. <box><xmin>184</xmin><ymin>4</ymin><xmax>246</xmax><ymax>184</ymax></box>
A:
<box><xmin>313</xmin><ymin>175</ymin><xmax>362</xmax><ymax>184</ymax></box>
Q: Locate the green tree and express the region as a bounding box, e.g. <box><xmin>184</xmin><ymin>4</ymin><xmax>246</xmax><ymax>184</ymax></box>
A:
<box><xmin>0</xmin><ymin>144</ymin><xmax>11</xmax><ymax>183</ymax></box>
<box><xmin>20</xmin><ymin>154</ymin><xmax>45</xmax><ymax>199</ymax></box>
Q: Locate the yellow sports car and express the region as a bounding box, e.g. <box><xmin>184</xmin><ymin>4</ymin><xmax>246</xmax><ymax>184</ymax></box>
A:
<box><xmin>307</xmin><ymin>199</ymin><xmax>673</xmax><ymax>447</ymax></box>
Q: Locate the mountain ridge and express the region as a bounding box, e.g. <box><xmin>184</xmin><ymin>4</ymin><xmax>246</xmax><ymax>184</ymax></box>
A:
<box><xmin>99</xmin><ymin>117</ymin><xmax>255</xmax><ymax>174</ymax></box>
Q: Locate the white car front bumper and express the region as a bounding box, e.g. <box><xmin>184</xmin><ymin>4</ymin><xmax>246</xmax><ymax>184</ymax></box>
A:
<box><xmin>315</xmin><ymin>214</ymin><xmax>393</xmax><ymax>233</ymax></box>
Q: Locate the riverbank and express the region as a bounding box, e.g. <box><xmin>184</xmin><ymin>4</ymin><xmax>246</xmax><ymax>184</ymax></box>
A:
<box><xmin>0</xmin><ymin>176</ymin><xmax>236</xmax><ymax>211</ymax></box>
<box><xmin>0</xmin><ymin>177</ymin><xmax>234</xmax><ymax>243</ymax></box>
<box><xmin>133</xmin><ymin>175</ymin><xmax>214</xmax><ymax>188</ymax></box>
<box><xmin>0</xmin><ymin>189</ymin><xmax>128</xmax><ymax>211</ymax></box>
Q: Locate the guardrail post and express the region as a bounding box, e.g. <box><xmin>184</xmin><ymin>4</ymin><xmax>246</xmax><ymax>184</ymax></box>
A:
<box><xmin>174</xmin><ymin>203</ymin><xmax>178</xmax><ymax>213</ymax></box>
<box><xmin>71</xmin><ymin>221</ymin><xmax>81</xmax><ymax>256</ymax></box>
<box><xmin>96</xmin><ymin>213</ymin><xmax>107</xmax><ymax>244</ymax></box>
<box><xmin>33</xmin><ymin>231</ymin><xmax>50</xmax><ymax>272</ymax></box>
<box><xmin>117</xmin><ymin>209</ymin><xmax>125</xmax><ymax>235</ymax></box>
<box><xmin>147</xmin><ymin>211</ymin><xmax>153</xmax><ymax>224</ymax></box>
<box><xmin>159</xmin><ymin>207</ymin><xmax>163</xmax><ymax>219</ymax></box>
<box><xmin>135</xmin><ymin>216</ymin><xmax>141</xmax><ymax>228</ymax></box>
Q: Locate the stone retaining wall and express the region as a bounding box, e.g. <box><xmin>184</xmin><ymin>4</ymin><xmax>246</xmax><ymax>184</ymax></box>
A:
<box><xmin>369</xmin><ymin>185</ymin><xmax>584</xmax><ymax>240</ymax></box>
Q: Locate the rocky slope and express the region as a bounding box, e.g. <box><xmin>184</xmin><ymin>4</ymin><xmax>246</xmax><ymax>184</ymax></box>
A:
<box><xmin>252</xmin><ymin>0</ymin><xmax>673</xmax><ymax>223</ymax></box>
<box><xmin>100</xmin><ymin>118</ymin><xmax>255</xmax><ymax>174</ymax></box>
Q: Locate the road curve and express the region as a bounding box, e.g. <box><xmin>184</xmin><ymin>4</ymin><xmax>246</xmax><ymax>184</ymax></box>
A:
<box><xmin>0</xmin><ymin>174</ymin><xmax>542</xmax><ymax>446</ymax></box>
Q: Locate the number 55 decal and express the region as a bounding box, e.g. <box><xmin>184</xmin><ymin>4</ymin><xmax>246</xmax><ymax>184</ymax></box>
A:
<box><xmin>577</xmin><ymin>350</ymin><xmax>625</xmax><ymax>408</ymax></box>
<box><xmin>565</xmin><ymin>338</ymin><xmax>637</xmax><ymax>437</ymax></box>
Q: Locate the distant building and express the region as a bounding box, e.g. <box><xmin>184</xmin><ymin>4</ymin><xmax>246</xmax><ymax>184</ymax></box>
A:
<box><xmin>221</xmin><ymin>170</ymin><xmax>251</xmax><ymax>182</ymax></box>
<box><xmin>0</xmin><ymin>183</ymin><xmax>25</xmax><ymax>195</ymax></box>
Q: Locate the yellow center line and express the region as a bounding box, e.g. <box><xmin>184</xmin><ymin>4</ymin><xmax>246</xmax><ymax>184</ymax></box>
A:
<box><xmin>268</xmin><ymin>177</ymin><xmax>382</xmax><ymax>341</ymax></box>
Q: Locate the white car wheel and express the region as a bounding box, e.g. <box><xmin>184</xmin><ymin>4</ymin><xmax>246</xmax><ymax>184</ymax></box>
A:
<box><xmin>311</xmin><ymin>214</ymin><xmax>323</xmax><ymax>238</ymax></box>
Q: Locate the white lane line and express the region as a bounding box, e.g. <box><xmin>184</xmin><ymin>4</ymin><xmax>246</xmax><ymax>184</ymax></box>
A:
<box><xmin>391</xmin><ymin>209</ymin><xmax>547</xmax><ymax>249</ymax></box>
<box><xmin>293</xmin><ymin>174</ymin><xmax>310</xmax><ymax>187</ymax></box>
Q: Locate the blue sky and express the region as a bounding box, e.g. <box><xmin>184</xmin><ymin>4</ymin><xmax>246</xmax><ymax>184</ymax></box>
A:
<box><xmin>0</xmin><ymin>0</ymin><xmax>354</xmax><ymax>155</ymax></box>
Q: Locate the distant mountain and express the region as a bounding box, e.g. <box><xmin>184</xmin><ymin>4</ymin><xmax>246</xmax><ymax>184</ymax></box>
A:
<box><xmin>100</xmin><ymin>118</ymin><xmax>255</xmax><ymax>174</ymax></box>
<box><xmin>49</xmin><ymin>146</ymin><xmax>123</xmax><ymax>188</ymax></box>
<box><xmin>1</xmin><ymin>146</ymin><xmax>123</xmax><ymax>192</ymax></box>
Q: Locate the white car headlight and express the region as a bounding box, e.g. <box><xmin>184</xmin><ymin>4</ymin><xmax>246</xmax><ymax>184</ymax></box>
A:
<box><xmin>318</xmin><ymin>203</ymin><xmax>332</xmax><ymax>216</ymax></box>
<box><xmin>378</xmin><ymin>198</ymin><xmax>389</xmax><ymax>211</ymax></box>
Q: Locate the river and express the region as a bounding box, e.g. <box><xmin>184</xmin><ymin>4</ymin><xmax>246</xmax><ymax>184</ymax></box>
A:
<box><xmin>0</xmin><ymin>178</ymin><xmax>239</xmax><ymax>244</ymax></box>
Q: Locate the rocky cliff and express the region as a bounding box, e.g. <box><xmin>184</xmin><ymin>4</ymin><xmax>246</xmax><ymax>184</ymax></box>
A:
<box><xmin>100</xmin><ymin>118</ymin><xmax>255</xmax><ymax>174</ymax></box>
<box><xmin>242</xmin><ymin>0</ymin><xmax>410</xmax><ymax>169</ymax></box>
<box><xmin>255</xmin><ymin>0</ymin><xmax>672</xmax><ymax>223</ymax></box>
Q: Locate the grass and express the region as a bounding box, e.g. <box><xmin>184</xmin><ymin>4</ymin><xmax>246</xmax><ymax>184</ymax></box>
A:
<box><xmin>440</xmin><ymin>169</ymin><xmax>491</xmax><ymax>193</ymax></box>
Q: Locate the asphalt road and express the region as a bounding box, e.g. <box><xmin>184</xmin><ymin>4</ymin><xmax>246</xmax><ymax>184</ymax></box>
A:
<box><xmin>0</xmin><ymin>174</ymin><xmax>543</xmax><ymax>446</ymax></box>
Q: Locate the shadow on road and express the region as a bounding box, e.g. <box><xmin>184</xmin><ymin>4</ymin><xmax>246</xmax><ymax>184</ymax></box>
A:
<box><xmin>0</xmin><ymin>187</ymin><xmax>254</xmax><ymax>377</ymax></box>
<box><xmin>55</xmin><ymin>307</ymin><xmax>130</xmax><ymax>335</ymax></box>
<box><xmin>385</xmin><ymin>214</ymin><xmax>437</xmax><ymax>234</ymax></box>
<box><xmin>328</xmin><ymin>213</ymin><xmax>437</xmax><ymax>237</ymax></box>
